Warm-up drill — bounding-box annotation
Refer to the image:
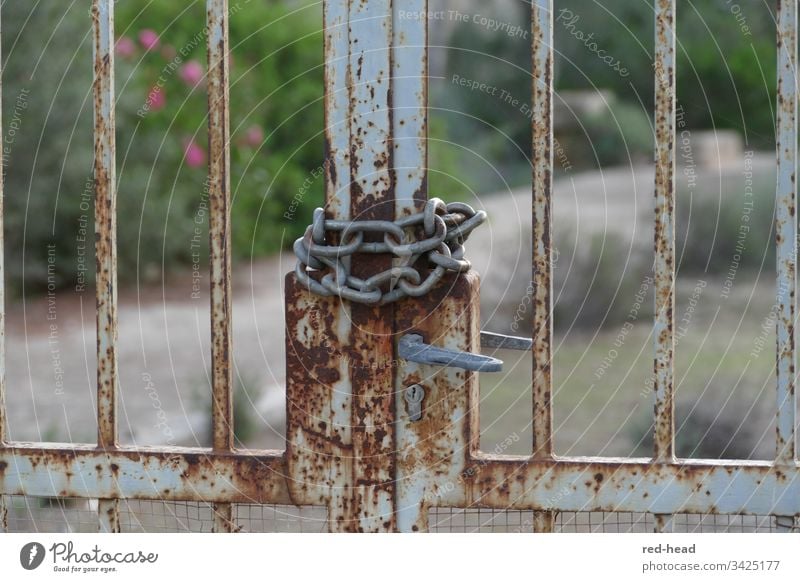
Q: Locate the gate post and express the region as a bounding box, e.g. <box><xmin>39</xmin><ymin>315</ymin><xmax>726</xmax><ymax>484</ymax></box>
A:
<box><xmin>286</xmin><ymin>1</ymin><xmax>483</xmax><ymax>532</ymax></box>
<box><xmin>286</xmin><ymin>0</ymin><xmax>399</xmax><ymax>532</ymax></box>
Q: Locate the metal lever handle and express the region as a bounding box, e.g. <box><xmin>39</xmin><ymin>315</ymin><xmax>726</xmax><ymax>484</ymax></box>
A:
<box><xmin>398</xmin><ymin>334</ymin><xmax>503</xmax><ymax>372</ymax></box>
<box><xmin>479</xmin><ymin>331</ymin><xmax>533</xmax><ymax>351</ymax></box>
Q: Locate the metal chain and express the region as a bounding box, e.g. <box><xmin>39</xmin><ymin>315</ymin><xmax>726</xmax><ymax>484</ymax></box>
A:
<box><xmin>293</xmin><ymin>198</ymin><xmax>486</xmax><ymax>304</ymax></box>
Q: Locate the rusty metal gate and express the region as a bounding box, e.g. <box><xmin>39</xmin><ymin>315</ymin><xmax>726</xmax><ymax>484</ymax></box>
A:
<box><xmin>1</xmin><ymin>0</ymin><xmax>799</xmax><ymax>533</ymax></box>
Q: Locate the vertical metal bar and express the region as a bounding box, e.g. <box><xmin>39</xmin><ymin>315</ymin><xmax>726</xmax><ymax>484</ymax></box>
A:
<box><xmin>323</xmin><ymin>0</ymin><xmax>353</xmax><ymax>531</ymax></box>
<box><xmin>531</xmin><ymin>0</ymin><xmax>554</xmax><ymax>533</ymax></box>
<box><xmin>285</xmin><ymin>0</ymin><xmax>355</xmax><ymax>532</ymax></box>
<box><xmin>92</xmin><ymin>0</ymin><xmax>119</xmax><ymax>533</ymax></box>
<box><xmin>392</xmin><ymin>1</ymin><xmax>427</xmax><ymax>218</ymax></box>
<box><xmin>344</xmin><ymin>0</ymin><xmax>396</xmax><ymax>533</ymax></box>
<box><xmin>98</xmin><ymin>498</ymin><xmax>119</xmax><ymax>533</ymax></box>
<box><xmin>392</xmin><ymin>0</ymin><xmax>435</xmax><ymax>533</ymax></box>
<box><xmin>654</xmin><ymin>513</ymin><xmax>674</xmax><ymax>533</ymax></box>
<box><xmin>0</xmin><ymin>4</ymin><xmax>7</xmax><ymax>534</ymax></box>
<box><xmin>776</xmin><ymin>0</ymin><xmax>797</xmax><ymax>466</ymax></box>
<box><xmin>653</xmin><ymin>0</ymin><xmax>676</xmax><ymax>534</ymax></box>
<box><xmin>207</xmin><ymin>0</ymin><xmax>234</xmax><ymax>533</ymax></box>
<box><xmin>653</xmin><ymin>0</ymin><xmax>675</xmax><ymax>462</ymax></box>
<box><xmin>323</xmin><ymin>0</ymin><xmax>351</xmax><ymax>219</ymax></box>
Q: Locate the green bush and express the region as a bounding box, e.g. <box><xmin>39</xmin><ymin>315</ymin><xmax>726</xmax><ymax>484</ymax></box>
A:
<box><xmin>2</xmin><ymin>3</ymin><xmax>94</xmax><ymax>294</ymax></box>
<box><xmin>115</xmin><ymin>0</ymin><xmax>324</xmax><ymax>282</ymax></box>
<box><xmin>1</xmin><ymin>1</ymin><xmax>324</xmax><ymax>293</ymax></box>
<box><xmin>436</xmin><ymin>0</ymin><xmax>777</xmax><ymax>193</ymax></box>
<box><xmin>558</xmin><ymin>94</ymin><xmax>652</xmax><ymax>168</ymax></box>
<box><xmin>554</xmin><ymin>0</ymin><xmax>777</xmax><ymax>148</ymax></box>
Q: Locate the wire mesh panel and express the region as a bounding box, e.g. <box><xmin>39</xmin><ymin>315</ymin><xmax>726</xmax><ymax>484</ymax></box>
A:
<box><xmin>556</xmin><ymin>512</ymin><xmax>654</xmax><ymax>533</ymax></box>
<box><xmin>234</xmin><ymin>504</ymin><xmax>327</xmax><ymax>533</ymax></box>
<box><xmin>669</xmin><ymin>514</ymin><xmax>792</xmax><ymax>533</ymax></box>
<box><xmin>120</xmin><ymin>502</ymin><xmax>328</xmax><ymax>533</ymax></box>
<box><xmin>431</xmin><ymin>509</ymin><xmax>796</xmax><ymax>533</ymax></box>
<box><xmin>5</xmin><ymin>496</ymin><xmax>101</xmax><ymax>533</ymax></box>
<box><xmin>429</xmin><ymin>508</ymin><xmax>538</xmax><ymax>533</ymax></box>
<box><xmin>119</xmin><ymin>501</ymin><xmax>216</xmax><ymax>533</ymax></box>
<box><xmin>5</xmin><ymin>496</ymin><xmax>328</xmax><ymax>533</ymax></box>
<box><xmin>428</xmin><ymin>508</ymin><xmax>653</xmax><ymax>534</ymax></box>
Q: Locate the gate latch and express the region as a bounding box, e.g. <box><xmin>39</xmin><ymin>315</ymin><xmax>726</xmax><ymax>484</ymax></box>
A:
<box><xmin>398</xmin><ymin>331</ymin><xmax>534</xmax><ymax>373</ymax></box>
<box><xmin>399</xmin><ymin>333</ymin><xmax>503</xmax><ymax>372</ymax></box>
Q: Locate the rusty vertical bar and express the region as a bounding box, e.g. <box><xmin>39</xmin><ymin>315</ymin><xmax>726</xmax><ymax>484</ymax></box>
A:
<box><xmin>653</xmin><ymin>0</ymin><xmax>676</xmax><ymax>534</ymax></box>
<box><xmin>776</xmin><ymin>0</ymin><xmax>797</xmax><ymax>467</ymax></box>
<box><xmin>0</xmin><ymin>4</ymin><xmax>7</xmax><ymax>534</ymax></box>
<box><xmin>392</xmin><ymin>0</ymin><xmax>432</xmax><ymax>533</ymax></box>
<box><xmin>323</xmin><ymin>0</ymin><xmax>351</xmax><ymax>219</ymax></box>
<box><xmin>531</xmin><ymin>0</ymin><xmax>554</xmax><ymax>533</ymax></box>
<box><xmin>207</xmin><ymin>0</ymin><xmax>234</xmax><ymax>532</ymax></box>
<box><xmin>344</xmin><ymin>0</ymin><xmax>396</xmax><ymax>533</ymax></box>
<box><xmin>653</xmin><ymin>0</ymin><xmax>675</xmax><ymax>463</ymax></box>
<box><xmin>323</xmin><ymin>0</ymin><xmax>353</xmax><ymax>530</ymax></box>
<box><xmin>92</xmin><ymin>0</ymin><xmax>120</xmax><ymax>533</ymax></box>
<box><xmin>654</xmin><ymin>513</ymin><xmax>674</xmax><ymax>533</ymax></box>
<box><xmin>392</xmin><ymin>1</ymin><xmax>427</xmax><ymax>218</ymax></box>
<box><xmin>285</xmin><ymin>0</ymin><xmax>355</xmax><ymax>532</ymax></box>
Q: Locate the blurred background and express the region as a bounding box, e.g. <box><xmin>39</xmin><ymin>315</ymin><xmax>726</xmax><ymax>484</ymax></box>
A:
<box><xmin>1</xmin><ymin>1</ymin><xmax>787</xmax><ymax>463</ymax></box>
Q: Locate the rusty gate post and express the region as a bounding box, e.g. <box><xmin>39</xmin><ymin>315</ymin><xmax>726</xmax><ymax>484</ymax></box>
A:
<box><xmin>286</xmin><ymin>0</ymin><xmax>485</xmax><ymax>532</ymax></box>
<box><xmin>286</xmin><ymin>0</ymin><xmax>398</xmax><ymax>531</ymax></box>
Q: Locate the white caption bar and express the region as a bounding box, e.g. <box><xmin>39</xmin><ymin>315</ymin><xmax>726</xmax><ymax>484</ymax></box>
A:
<box><xmin>0</xmin><ymin>533</ymin><xmax>798</xmax><ymax>580</ymax></box>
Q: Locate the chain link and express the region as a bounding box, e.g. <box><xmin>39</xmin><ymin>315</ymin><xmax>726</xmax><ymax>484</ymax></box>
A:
<box><xmin>293</xmin><ymin>198</ymin><xmax>486</xmax><ymax>304</ymax></box>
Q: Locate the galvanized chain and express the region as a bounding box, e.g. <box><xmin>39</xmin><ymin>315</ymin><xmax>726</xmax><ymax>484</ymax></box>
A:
<box><xmin>293</xmin><ymin>198</ymin><xmax>486</xmax><ymax>304</ymax></box>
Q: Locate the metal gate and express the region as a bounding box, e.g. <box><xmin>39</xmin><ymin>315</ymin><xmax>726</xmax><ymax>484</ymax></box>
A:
<box><xmin>0</xmin><ymin>0</ymin><xmax>799</xmax><ymax>533</ymax></box>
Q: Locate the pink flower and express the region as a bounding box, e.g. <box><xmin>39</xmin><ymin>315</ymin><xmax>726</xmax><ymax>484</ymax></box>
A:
<box><xmin>244</xmin><ymin>125</ymin><xmax>264</xmax><ymax>148</ymax></box>
<box><xmin>184</xmin><ymin>139</ymin><xmax>206</xmax><ymax>168</ymax></box>
<box><xmin>115</xmin><ymin>37</ymin><xmax>135</xmax><ymax>58</ymax></box>
<box><xmin>147</xmin><ymin>87</ymin><xmax>165</xmax><ymax>111</ymax></box>
<box><xmin>138</xmin><ymin>29</ymin><xmax>160</xmax><ymax>51</ymax></box>
<box><xmin>179</xmin><ymin>60</ymin><xmax>204</xmax><ymax>87</ymax></box>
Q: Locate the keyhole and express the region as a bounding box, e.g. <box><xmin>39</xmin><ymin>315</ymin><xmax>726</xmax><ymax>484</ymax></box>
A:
<box><xmin>405</xmin><ymin>384</ymin><xmax>424</xmax><ymax>421</ymax></box>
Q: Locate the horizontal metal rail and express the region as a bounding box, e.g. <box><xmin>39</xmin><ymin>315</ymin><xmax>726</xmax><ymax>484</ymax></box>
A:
<box><xmin>0</xmin><ymin>445</ymin><xmax>291</xmax><ymax>505</ymax></box>
<box><xmin>1</xmin><ymin>445</ymin><xmax>798</xmax><ymax>516</ymax></box>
